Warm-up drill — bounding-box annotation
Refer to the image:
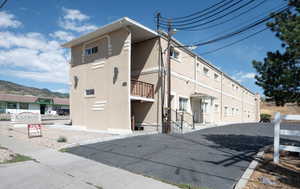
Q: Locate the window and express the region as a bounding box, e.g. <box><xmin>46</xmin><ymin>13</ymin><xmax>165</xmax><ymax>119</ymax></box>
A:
<box><xmin>232</xmin><ymin>108</ymin><xmax>235</xmax><ymax>116</ymax></box>
<box><xmin>85</xmin><ymin>46</ymin><xmax>98</xmax><ymax>56</ymax></box>
<box><xmin>179</xmin><ymin>97</ymin><xmax>188</xmax><ymax>111</ymax></box>
<box><xmin>0</xmin><ymin>102</ymin><xmax>5</xmax><ymax>113</ymax></box>
<box><xmin>202</xmin><ymin>102</ymin><xmax>208</xmax><ymax>113</ymax></box>
<box><xmin>19</xmin><ymin>103</ymin><xmax>29</xmax><ymax>109</ymax></box>
<box><xmin>214</xmin><ymin>104</ymin><xmax>219</xmax><ymax>112</ymax></box>
<box><xmin>214</xmin><ymin>73</ymin><xmax>219</xmax><ymax>80</ymax></box>
<box><xmin>224</xmin><ymin>106</ymin><xmax>228</xmax><ymax>116</ymax></box>
<box><xmin>85</xmin><ymin>89</ymin><xmax>95</xmax><ymax>96</ymax></box>
<box><xmin>170</xmin><ymin>47</ymin><xmax>180</xmax><ymax>60</ymax></box>
<box><xmin>7</xmin><ymin>102</ymin><xmax>16</xmax><ymax>109</ymax></box>
<box><xmin>203</xmin><ymin>67</ymin><xmax>209</xmax><ymax>76</ymax></box>
<box><xmin>236</xmin><ymin>108</ymin><xmax>239</xmax><ymax>115</ymax></box>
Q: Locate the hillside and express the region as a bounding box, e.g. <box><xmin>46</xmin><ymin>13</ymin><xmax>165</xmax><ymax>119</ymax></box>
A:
<box><xmin>261</xmin><ymin>101</ymin><xmax>300</xmax><ymax>118</ymax></box>
<box><xmin>0</xmin><ymin>80</ymin><xmax>69</xmax><ymax>98</ymax></box>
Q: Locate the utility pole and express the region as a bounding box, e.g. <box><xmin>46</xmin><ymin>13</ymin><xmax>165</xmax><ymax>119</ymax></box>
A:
<box><xmin>166</xmin><ymin>20</ymin><xmax>172</xmax><ymax>134</ymax></box>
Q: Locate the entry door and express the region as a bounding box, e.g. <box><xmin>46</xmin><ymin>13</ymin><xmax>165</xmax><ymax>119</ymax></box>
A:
<box><xmin>40</xmin><ymin>104</ymin><xmax>46</xmax><ymax>114</ymax></box>
<box><xmin>191</xmin><ymin>98</ymin><xmax>202</xmax><ymax>123</ymax></box>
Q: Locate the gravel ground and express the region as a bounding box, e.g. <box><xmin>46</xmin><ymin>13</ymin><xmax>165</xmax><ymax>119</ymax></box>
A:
<box><xmin>0</xmin><ymin>121</ymin><xmax>117</xmax><ymax>150</ymax></box>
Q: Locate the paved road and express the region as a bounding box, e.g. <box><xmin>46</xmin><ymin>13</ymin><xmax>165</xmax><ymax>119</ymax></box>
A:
<box><xmin>68</xmin><ymin>123</ymin><xmax>300</xmax><ymax>189</ymax></box>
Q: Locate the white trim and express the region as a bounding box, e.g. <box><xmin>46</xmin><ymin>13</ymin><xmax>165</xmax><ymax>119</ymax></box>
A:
<box><xmin>95</xmin><ymin>101</ymin><xmax>107</xmax><ymax>104</ymax></box>
<box><xmin>131</xmin><ymin>66</ymin><xmax>255</xmax><ymax>106</ymax></box>
<box><xmin>91</xmin><ymin>108</ymin><xmax>104</xmax><ymax>111</ymax></box>
<box><xmin>130</xmin><ymin>95</ymin><xmax>155</xmax><ymax>102</ymax></box>
<box><xmin>82</xmin><ymin>35</ymin><xmax>111</xmax><ymax>64</ymax></box>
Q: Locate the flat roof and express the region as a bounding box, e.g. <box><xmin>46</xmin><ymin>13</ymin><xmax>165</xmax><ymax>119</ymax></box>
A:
<box><xmin>62</xmin><ymin>17</ymin><xmax>158</xmax><ymax>48</ymax></box>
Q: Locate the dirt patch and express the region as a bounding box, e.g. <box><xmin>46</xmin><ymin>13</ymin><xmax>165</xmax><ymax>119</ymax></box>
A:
<box><xmin>244</xmin><ymin>149</ymin><xmax>300</xmax><ymax>189</ymax></box>
<box><xmin>0</xmin><ymin>122</ymin><xmax>117</xmax><ymax>150</ymax></box>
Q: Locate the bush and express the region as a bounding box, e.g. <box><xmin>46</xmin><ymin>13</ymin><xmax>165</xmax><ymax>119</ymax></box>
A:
<box><xmin>260</xmin><ymin>114</ymin><xmax>271</xmax><ymax>122</ymax></box>
<box><xmin>57</xmin><ymin>136</ymin><xmax>67</xmax><ymax>143</ymax></box>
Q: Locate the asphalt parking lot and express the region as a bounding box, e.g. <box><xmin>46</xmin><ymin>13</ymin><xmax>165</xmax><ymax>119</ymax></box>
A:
<box><xmin>68</xmin><ymin>123</ymin><xmax>300</xmax><ymax>189</ymax></box>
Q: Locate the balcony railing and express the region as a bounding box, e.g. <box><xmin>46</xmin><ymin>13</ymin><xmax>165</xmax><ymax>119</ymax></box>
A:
<box><xmin>131</xmin><ymin>80</ymin><xmax>154</xmax><ymax>99</ymax></box>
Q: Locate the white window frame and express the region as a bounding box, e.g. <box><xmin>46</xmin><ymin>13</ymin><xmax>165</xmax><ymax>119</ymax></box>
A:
<box><xmin>85</xmin><ymin>46</ymin><xmax>98</xmax><ymax>56</ymax></box>
<box><xmin>84</xmin><ymin>89</ymin><xmax>95</xmax><ymax>97</ymax></box>
<box><xmin>214</xmin><ymin>104</ymin><xmax>219</xmax><ymax>112</ymax></box>
<box><xmin>214</xmin><ymin>73</ymin><xmax>219</xmax><ymax>81</ymax></box>
<box><xmin>203</xmin><ymin>67</ymin><xmax>209</xmax><ymax>77</ymax></box>
<box><xmin>224</xmin><ymin>106</ymin><xmax>228</xmax><ymax>116</ymax></box>
<box><xmin>178</xmin><ymin>96</ymin><xmax>188</xmax><ymax>112</ymax></box>
<box><xmin>170</xmin><ymin>46</ymin><xmax>180</xmax><ymax>61</ymax></box>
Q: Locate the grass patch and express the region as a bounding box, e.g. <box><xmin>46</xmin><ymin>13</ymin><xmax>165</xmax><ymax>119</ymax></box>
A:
<box><xmin>59</xmin><ymin>148</ymin><xmax>69</xmax><ymax>153</ymax></box>
<box><xmin>1</xmin><ymin>153</ymin><xmax>33</xmax><ymax>164</ymax></box>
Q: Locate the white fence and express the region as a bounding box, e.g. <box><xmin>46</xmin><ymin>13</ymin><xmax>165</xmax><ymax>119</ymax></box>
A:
<box><xmin>274</xmin><ymin>112</ymin><xmax>300</xmax><ymax>163</ymax></box>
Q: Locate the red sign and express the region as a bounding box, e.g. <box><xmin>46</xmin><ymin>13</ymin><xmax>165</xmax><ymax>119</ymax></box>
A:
<box><xmin>27</xmin><ymin>124</ymin><xmax>42</xmax><ymax>138</ymax></box>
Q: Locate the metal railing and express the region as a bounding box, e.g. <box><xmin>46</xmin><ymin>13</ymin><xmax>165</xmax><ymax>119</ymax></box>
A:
<box><xmin>131</xmin><ymin>79</ymin><xmax>154</xmax><ymax>99</ymax></box>
<box><xmin>170</xmin><ymin>108</ymin><xmax>195</xmax><ymax>133</ymax></box>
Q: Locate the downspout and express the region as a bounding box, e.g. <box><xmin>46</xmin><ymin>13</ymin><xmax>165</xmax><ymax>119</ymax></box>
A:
<box><xmin>124</xmin><ymin>26</ymin><xmax>132</xmax><ymax>132</ymax></box>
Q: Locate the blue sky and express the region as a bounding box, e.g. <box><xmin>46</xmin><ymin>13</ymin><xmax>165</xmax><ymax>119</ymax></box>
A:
<box><xmin>0</xmin><ymin>0</ymin><xmax>286</xmax><ymax>94</ymax></box>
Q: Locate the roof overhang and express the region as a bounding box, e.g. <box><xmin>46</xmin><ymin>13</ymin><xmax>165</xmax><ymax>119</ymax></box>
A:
<box><xmin>190</xmin><ymin>92</ymin><xmax>217</xmax><ymax>99</ymax></box>
<box><xmin>62</xmin><ymin>17</ymin><xmax>158</xmax><ymax>48</ymax></box>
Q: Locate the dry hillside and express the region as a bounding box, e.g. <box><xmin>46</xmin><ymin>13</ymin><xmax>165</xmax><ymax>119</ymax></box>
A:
<box><xmin>261</xmin><ymin>101</ymin><xmax>300</xmax><ymax>118</ymax></box>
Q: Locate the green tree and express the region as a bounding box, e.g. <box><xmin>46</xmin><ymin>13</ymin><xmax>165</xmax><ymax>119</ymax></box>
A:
<box><xmin>253</xmin><ymin>0</ymin><xmax>300</xmax><ymax>106</ymax></box>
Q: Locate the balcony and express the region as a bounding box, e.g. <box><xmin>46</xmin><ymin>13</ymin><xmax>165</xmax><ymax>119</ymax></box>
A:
<box><xmin>130</xmin><ymin>80</ymin><xmax>154</xmax><ymax>102</ymax></box>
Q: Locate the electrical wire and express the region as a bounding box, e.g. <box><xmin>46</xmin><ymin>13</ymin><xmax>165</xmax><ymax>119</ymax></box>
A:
<box><xmin>199</xmin><ymin>27</ymin><xmax>269</xmax><ymax>55</ymax></box>
<box><xmin>159</xmin><ymin>0</ymin><xmax>233</xmax><ymax>21</ymax></box>
<box><xmin>160</xmin><ymin>0</ymin><xmax>256</xmax><ymax>28</ymax></box>
<box><xmin>180</xmin><ymin>0</ymin><xmax>269</xmax><ymax>31</ymax></box>
<box><xmin>180</xmin><ymin>6</ymin><xmax>289</xmax><ymax>47</ymax></box>
<box><xmin>0</xmin><ymin>0</ymin><xmax>8</xmax><ymax>9</ymax></box>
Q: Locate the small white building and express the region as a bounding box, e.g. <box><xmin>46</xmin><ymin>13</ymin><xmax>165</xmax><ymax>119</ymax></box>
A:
<box><xmin>0</xmin><ymin>94</ymin><xmax>69</xmax><ymax>115</ymax></box>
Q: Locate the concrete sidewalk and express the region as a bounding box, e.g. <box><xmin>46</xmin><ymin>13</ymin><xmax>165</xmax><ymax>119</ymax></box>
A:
<box><xmin>0</xmin><ymin>134</ymin><xmax>178</xmax><ymax>189</ymax></box>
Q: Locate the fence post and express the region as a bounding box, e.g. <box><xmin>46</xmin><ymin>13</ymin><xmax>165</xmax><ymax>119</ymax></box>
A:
<box><xmin>192</xmin><ymin>114</ymin><xmax>195</xmax><ymax>130</ymax></box>
<box><xmin>180</xmin><ymin>112</ymin><xmax>184</xmax><ymax>132</ymax></box>
<box><xmin>274</xmin><ymin>112</ymin><xmax>281</xmax><ymax>164</ymax></box>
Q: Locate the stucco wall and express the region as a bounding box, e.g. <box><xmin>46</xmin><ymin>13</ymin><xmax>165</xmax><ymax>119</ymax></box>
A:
<box><xmin>70</xmin><ymin>28</ymin><xmax>131</xmax><ymax>132</ymax></box>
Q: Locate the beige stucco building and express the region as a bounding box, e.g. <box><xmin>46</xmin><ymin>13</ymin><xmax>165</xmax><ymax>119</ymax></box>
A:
<box><xmin>62</xmin><ymin>17</ymin><xmax>260</xmax><ymax>133</ymax></box>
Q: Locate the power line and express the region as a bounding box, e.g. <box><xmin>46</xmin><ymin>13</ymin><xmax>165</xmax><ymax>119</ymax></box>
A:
<box><xmin>190</xmin><ymin>3</ymin><xmax>285</xmax><ymax>37</ymax></box>
<box><xmin>0</xmin><ymin>0</ymin><xmax>8</xmax><ymax>9</ymax></box>
<box><xmin>159</xmin><ymin>0</ymin><xmax>233</xmax><ymax>21</ymax></box>
<box><xmin>160</xmin><ymin>0</ymin><xmax>256</xmax><ymax>28</ymax></box>
<box><xmin>180</xmin><ymin>6</ymin><xmax>289</xmax><ymax>47</ymax></box>
<box><xmin>180</xmin><ymin>0</ymin><xmax>269</xmax><ymax>31</ymax></box>
<box><xmin>199</xmin><ymin>27</ymin><xmax>269</xmax><ymax>55</ymax></box>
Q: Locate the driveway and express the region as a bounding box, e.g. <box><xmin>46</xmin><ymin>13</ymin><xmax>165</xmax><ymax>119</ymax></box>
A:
<box><xmin>67</xmin><ymin>123</ymin><xmax>300</xmax><ymax>189</ymax></box>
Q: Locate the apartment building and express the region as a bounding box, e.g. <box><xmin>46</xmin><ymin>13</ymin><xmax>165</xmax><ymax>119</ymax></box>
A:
<box><xmin>62</xmin><ymin>17</ymin><xmax>260</xmax><ymax>133</ymax></box>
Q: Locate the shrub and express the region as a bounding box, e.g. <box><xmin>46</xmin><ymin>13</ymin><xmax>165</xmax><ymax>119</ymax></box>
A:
<box><xmin>57</xmin><ymin>136</ymin><xmax>67</xmax><ymax>143</ymax></box>
<box><xmin>260</xmin><ymin>114</ymin><xmax>271</xmax><ymax>122</ymax></box>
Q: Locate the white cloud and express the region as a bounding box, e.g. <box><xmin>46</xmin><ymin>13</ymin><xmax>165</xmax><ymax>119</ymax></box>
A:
<box><xmin>0</xmin><ymin>11</ymin><xmax>21</xmax><ymax>28</ymax></box>
<box><xmin>0</xmin><ymin>31</ymin><xmax>69</xmax><ymax>84</ymax></box>
<box><xmin>50</xmin><ymin>31</ymin><xmax>75</xmax><ymax>41</ymax></box>
<box><xmin>0</xmin><ymin>8</ymin><xmax>98</xmax><ymax>85</ymax></box>
<box><xmin>59</xmin><ymin>19</ymin><xmax>97</xmax><ymax>33</ymax></box>
<box><xmin>232</xmin><ymin>71</ymin><xmax>256</xmax><ymax>83</ymax></box>
<box><xmin>62</xmin><ymin>8</ymin><xmax>89</xmax><ymax>21</ymax></box>
<box><xmin>59</xmin><ymin>8</ymin><xmax>97</xmax><ymax>33</ymax></box>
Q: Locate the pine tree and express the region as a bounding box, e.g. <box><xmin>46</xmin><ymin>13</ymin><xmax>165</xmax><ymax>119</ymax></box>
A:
<box><xmin>253</xmin><ymin>0</ymin><xmax>300</xmax><ymax>106</ymax></box>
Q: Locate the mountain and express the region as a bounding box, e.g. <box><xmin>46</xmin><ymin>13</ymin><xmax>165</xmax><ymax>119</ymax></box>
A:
<box><xmin>0</xmin><ymin>80</ymin><xmax>69</xmax><ymax>98</ymax></box>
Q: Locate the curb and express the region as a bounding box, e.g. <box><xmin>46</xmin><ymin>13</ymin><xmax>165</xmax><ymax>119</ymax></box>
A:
<box><xmin>234</xmin><ymin>150</ymin><xmax>264</xmax><ymax>189</ymax></box>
